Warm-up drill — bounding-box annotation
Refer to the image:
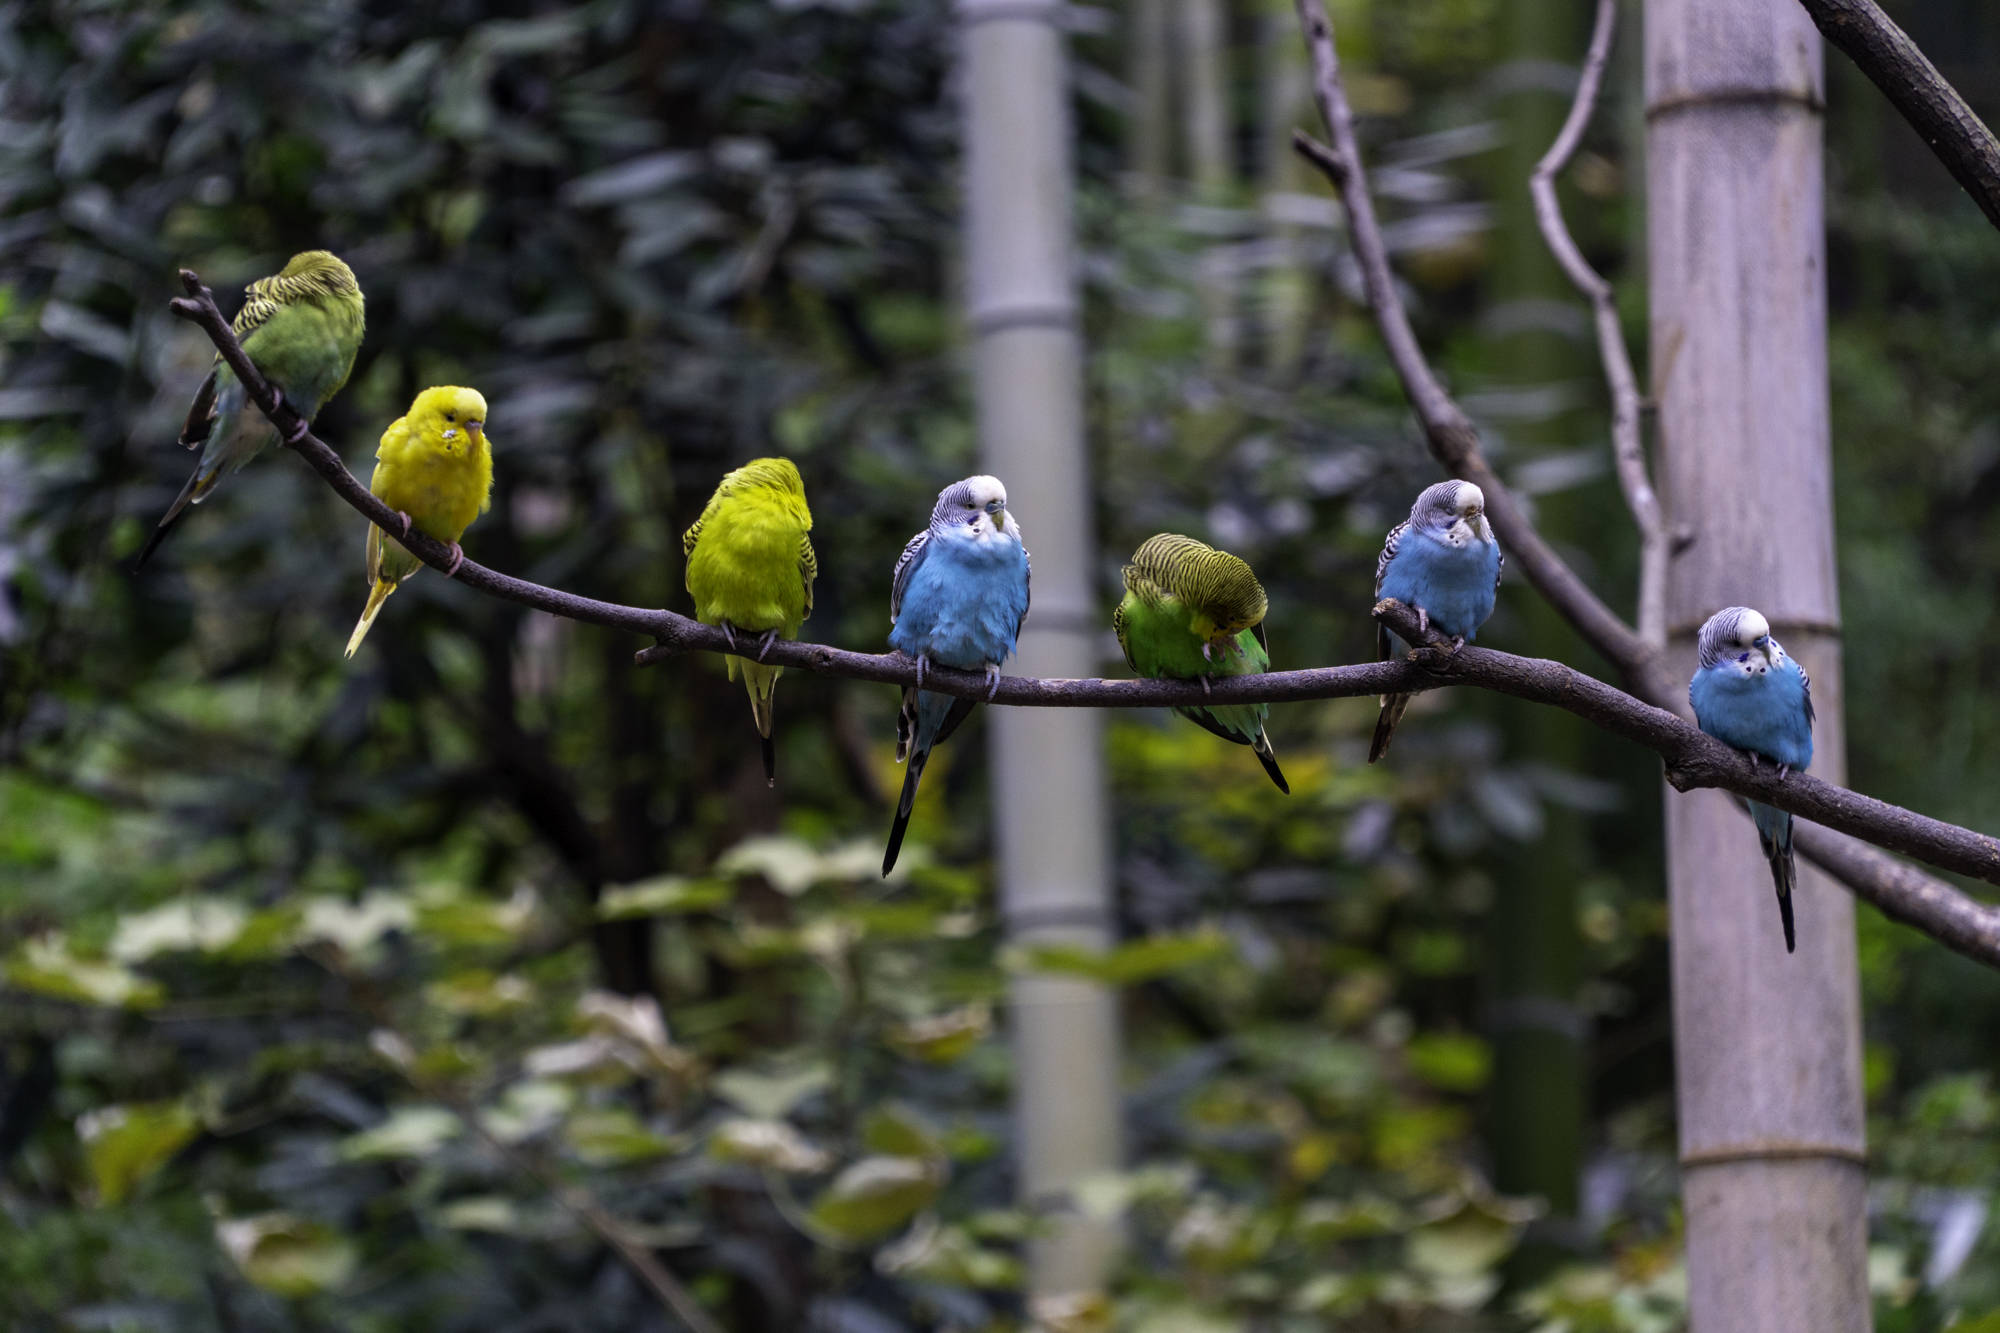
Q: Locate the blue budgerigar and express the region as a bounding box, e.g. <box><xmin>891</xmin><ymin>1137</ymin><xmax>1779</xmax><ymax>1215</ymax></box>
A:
<box><xmin>1369</xmin><ymin>479</ymin><xmax>1503</xmax><ymax>762</ymax></box>
<box><xmin>881</xmin><ymin>475</ymin><xmax>1031</xmax><ymax>876</ymax></box>
<box><xmin>1689</xmin><ymin>606</ymin><xmax>1815</xmax><ymax>954</ymax></box>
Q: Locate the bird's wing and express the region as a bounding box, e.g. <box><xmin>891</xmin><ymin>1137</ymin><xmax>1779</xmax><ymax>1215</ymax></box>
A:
<box><xmin>799</xmin><ymin>531</ymin><xmax>818</xmax><ymax>620</ymax></box>
<box><xmin>1016</xmin><ymin>544</ymin><xmax>1031</xmax><ymax>640</ymax></box>
<box><xmin>365</xmin><ymin>514</ymin><xmax>384</xmax><ymax>588</ymax></box>
<box><xmin>681</xmin><ymin>511</ymin><xmax>706</xmax><ymax>560</ymax></box>
<box><xmin>890</xmin><ymin>530</ymin><xmax>931</xmax><ymax>624</ymax></box>
<box><xmin>178</xmin><ymin>369</ymin><xmax>219</xmax><ymax>450</ymax></box>
<box><xmin>1374</xmin><ymin>517</ymin><xmax>1409</xmax><ymax>662</ymax></box>
<box><xmin>1494</xmin><ymin>540</ymin><xmax>1506</xmax><ymax>596</ymax></box>
<box><xmin>1798</xmin><ymin>659</ymin><xmax>1814</xmax><ymax>728</ymax></box>
<box><xmin>1252</xmin><ymin>621</ymin><xmax>1269</xmax><ymax>654</ymax></box>
<box><xmin>1111</xmin><ymin>597</ymin><xmax>1138</xmax><ymax>671</ymax></box>
<box><xmin>1374</xmin><ymin>519</ymin><xmax>1408</xmax><ymax>597</ymax></box>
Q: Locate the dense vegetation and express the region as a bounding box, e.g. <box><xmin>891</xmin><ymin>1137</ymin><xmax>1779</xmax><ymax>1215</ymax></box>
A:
<box><xmin>5</xmin><ymin>0</ymin><xmax>2000</xmax><ymax>1328</ymax></box>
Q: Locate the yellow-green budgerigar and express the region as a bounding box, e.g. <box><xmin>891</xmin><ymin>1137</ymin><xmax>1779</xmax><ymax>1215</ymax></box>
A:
<box><xmin>1113</xmin><ymin>533</ymin><xmax>1289</xmax><ymax>793</ymax></box>
<box><xmin>137</xmin><ymin>250</ymin><xmax>366</xmax><ymax>568</ymax></box>
<box><xmin>683</xmin><ymin>457</ymin><xmax>817</xmax><ymax>785</ymax></box>
<box><xmin>343</xmin><ymin>387</ymin><xmax>492</xmax><ymax>659</ymax></box>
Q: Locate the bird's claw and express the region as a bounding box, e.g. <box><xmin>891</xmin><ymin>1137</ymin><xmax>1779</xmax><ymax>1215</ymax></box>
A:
<box><xmin>444</xmin><ymin>543</ymin><xmax>465</xmax><ymax>578</ymax></box>
<box><xmin>273</xmin><ymin>392</ymin><xmax>309</xmax><ymax>444</ymax></box>
<box><xmin>756</xmin><ymin>629</ymin><xmax>779</xmax><ymax>662</ymax></box>
<box><xmin>914</xmin><ymin>655</ymin><xmax>928</xmax><ymax>689</ymax></box>
<box><xmin>1200</xmin><ymin>675</ymin><xmax>1213</xmax><ymax>698</ymax></box>
<box><xmin>720</xmin><ymin>622</ymin><xmax>738</xmax><ymax>651</ymax></box>
<box><xmin>1448</xmin><ymin>635</ymin><xmax>1466</xmax><ymax>655</ymax></box>
<box><xmin>985</xmin><ymin>663</ymin><xmax>1001</xmax><ymax>701</ymax></box>
<box><xmin>1776</xmin><ymin>763</ymin><xmax>1791</xmax><ymax>780</ymax></box>
<box><xmin>1416</xmin><ymin>607</ymin><xmax>1430</xmax><ymax>637</ymax></box>
<box><xmin>395</xmin><ymin>510</ymin><xmax>413</xmax><ymax>539</ymax></box>
<box><xmin>1746</xmin><ymin>753</ymin><xmax>1761</xmax><ymax>772</ymax></box>
<box><xmin>1201</xmin><ymin>641</ymin><xmax>1214</xmax><ymax>663</ymax></box>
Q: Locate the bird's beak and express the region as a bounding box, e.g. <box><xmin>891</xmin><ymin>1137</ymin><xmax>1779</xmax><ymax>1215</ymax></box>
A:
<box><xmin>1759</xmin><ymin>640</ymin><xmax>1778</xmax><ymax>667</ymax></box>
<box><xmin>468</xmin><ymin>421</ymin><xmax>484</xmax><ymax>443</ymax></box>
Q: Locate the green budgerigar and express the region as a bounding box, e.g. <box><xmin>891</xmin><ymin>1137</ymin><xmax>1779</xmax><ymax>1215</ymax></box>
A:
<box><xmin>1113</xmin><ymin>532</ymin><xmax>1289</xmax><ymax>794</ymax></box>
<box><xmin>683</xmin><ymin>457</ymin><xmax>817</xmax><ymax>785</ymax></box>
<box><xmin>135</xmin><ymin>250</ymin><xmax>366</xmax><ymax>568</ymax></box>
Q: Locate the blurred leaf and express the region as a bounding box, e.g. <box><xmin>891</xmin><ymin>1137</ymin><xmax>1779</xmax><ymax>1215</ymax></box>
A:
<box><xmin>216</xmin><ymin>1213</ymin><xmax>359</xmax><ymax>1297</ymax></box>
<box><xmin>713</xmin><ymin>1061</ymin><xmax>830</xmax><ymax>1119</ymax></box>
<box><xmin>108</xmin><ymin>898</ymin><xmax>247</xmax><ymax>962</ymax></box>
<box><xmin>709</xmin><ymin>1117</ymin><xmax>832</xmax><ymax>1174</ymax></box>
<box><xmin>810</xmin><ymin>1155</ymin><xmax>943</xmax><ymax>1241</ymax></box>
<box><xmin>564</xmin><ymin>1108</ymin><xmax>680</xmax><ymax>1165</ymax></box>
<box><xmin>1019</xmin><ymin>926</ymin><xmax>1233</xmax><ymax>986</ymax></box>
<box><xmin>76</xmin><ymin>1099</ymin><xmax>198</xmax><ymax>1204</ymax></box>
<box><xmin>1405</xmin><ymin>1033</ymin><xmax>1491</xmax><ymax>1093</ymax></box>
<box><xmin>7</xmin><ymin>935</ymin><xmax>162</xmax><ymax>1009</ymax></box>
<box><xmin>597</xmin><ymin>875</ymin><xmax>730</xmax><ymax>919</ymax></box>
<box><xmin>340</xmin><ymin>1106</ymin><xmax>461</xmax><ymax>1161</ymax></box>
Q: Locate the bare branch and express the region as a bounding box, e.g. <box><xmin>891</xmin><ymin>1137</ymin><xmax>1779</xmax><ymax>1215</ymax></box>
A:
<box><xmin>1528</xmin><ymin>0</ymin><xmax>1668</xmax><ymax>649</ymax></box>
<box><xmin>1285</xmin><ymin>3</ymin><xmax>2000</xmax><ymax>958</ymax></box>
<box><xmin>166</xmin><ymin>270</ymin><xmax>2000</xmax><ymax>967</ymax></box>
<box><xmin>1796</xmin><ymin>0</ymin><xmax>2000</xmax><ymax>233</ymax></box>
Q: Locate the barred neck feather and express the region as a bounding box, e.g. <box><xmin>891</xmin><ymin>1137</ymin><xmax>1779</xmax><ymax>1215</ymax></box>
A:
<box><xmin>1127</xmin><ymin>533</ymin><xmax>1267</xmax><ymax>629</ymax></box>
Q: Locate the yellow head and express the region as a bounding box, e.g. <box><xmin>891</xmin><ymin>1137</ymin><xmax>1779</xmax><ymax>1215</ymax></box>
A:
<box><xmin>407</xmin><ymin>385</ymin><xmax>489</xmax><ymax>456</ymax></box>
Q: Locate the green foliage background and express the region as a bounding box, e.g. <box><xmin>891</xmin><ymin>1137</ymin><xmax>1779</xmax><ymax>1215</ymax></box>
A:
<box><xmin>3</xmin><ymin>0</ymin><xmax>2000</xmax><ymax>1329</ymax></box>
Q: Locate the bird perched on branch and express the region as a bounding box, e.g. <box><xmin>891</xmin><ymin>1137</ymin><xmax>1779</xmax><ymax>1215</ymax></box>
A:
<box><xmin>1114</xmin><ymin>533</ymin><xmax>1288</xmax><ymax>793</ymax></box>
<box><xmin>1689</xmin><ymin>606</ymin><xmax>1815</xmax><ymax>953</ymax></box>
<box><xmin>881</xmin><ymin>475</ymin><xmax>1030</xmax><ymax>876</ymax></box>
<box><xmin>1369</xmin><ymin>479</ymin><xmax>1503</xmax><ymax>762</ymax></box>
<box><xmin>136</xmin><ymin>250</ymin><xmax>365</xmax><ymax>568</ymax></box>
<box><xmin>682</xmin><ymin>458</ymin><xmax>817</xmax><ymax>785</ymax></box>
<box><xmin>343</xmin><ymin>386</ymin><xmax>492</xmax><ymax>659</ymax></box>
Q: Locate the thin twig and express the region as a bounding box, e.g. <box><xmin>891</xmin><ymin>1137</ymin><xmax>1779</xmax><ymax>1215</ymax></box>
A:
<box><xmin>166</xmin><ymin>271</ymin><xmax>2000</xmax><ymax>965</ymax></box>
<box><xmin>1528</xmin><ymin>0</ymin><xmax>1668</xmax><ymax>649</ymax></box>
<box><xmin>1795</xmin><ymin>0</ymin><xmax>2000</xmax><ymax>233</ymax></box>
<box><xmin>1286</xmin><ymin>1</ymin><xmax>1670</xmax><ymax>703</ymax></box>
<box><xmin>1286</xmin><ymin>0</ymin><xmax>1999</xmax><ymax>955</ymax></box>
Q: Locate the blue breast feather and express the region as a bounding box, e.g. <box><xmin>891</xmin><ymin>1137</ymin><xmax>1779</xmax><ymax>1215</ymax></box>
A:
<box><xmin>888</xmin><ymin>533</ymin><xmax>1029</xmax><ymax>669</ymax></box>
<box><xmin>1379</xmin><ymin>531</ymin><xmax>1499</xmax><ymax>643</ymax></box>
<box><xmin>889</xmin><ymin>530</ymin><xmax>1029</xmax><ymax>754</ymax></box>
<box><xmin>1689</xmin><ymin>659</ymin><xmax>1814</xmax><ymax>771</ymax></box>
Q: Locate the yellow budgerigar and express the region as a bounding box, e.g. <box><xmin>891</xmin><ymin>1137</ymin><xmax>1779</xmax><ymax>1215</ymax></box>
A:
<box><xmin>343</xmin><ymin>386</ymin><xmax>493</xmax><ymax>658</ymax></box>
<box><xmin>683</xmin><ymin>457</ymin><xmax>816</xmax><ymax>785</ymax></box>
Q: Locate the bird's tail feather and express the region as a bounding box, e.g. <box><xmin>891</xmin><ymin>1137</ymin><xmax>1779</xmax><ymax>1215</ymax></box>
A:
<box><xmin>1758</xmin><ymin>823</ymin><xmax>1798</xmax><ymax>954</ymax></box>
<box><xmin>882</xmin><ymin>747</ymin><xmax>929</xmax><ymax>877</ymax></box>
<box><xmin>1751</xmin><ymin>802</ymin><xmax>1798</xmax><ymax>953</ymax></box>
<box><xmin>740</xmin><ymin>660</ymin><xmax>781</xmax><ymax>786</ymax></box>
<box><xmin>1253</xmin><ymin>728</ymin><xmax>1290</xmax><ymax>795</ymax></box>
<box><xmin>344</xmin><ymin>579</ymin><xmax>398</xmax><ymax>658</ymax></box>
<box><xmin>132</xmin><ymin>466</ymin><xmax>219</xmax><ymax>570</ymax></box>
<box><xmin>1369</xmin><ymin>692</ymin><xmax>1413</xmax><ymax>764</ymax></box>
<box><xmin>895</xmin><ymin>687</ymin><xmax>919</xmax><ymax>763</ymax></box>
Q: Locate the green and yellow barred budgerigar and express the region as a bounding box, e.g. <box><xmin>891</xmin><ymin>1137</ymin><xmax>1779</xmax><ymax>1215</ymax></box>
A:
<box><xmin>1113</xmin><ymin>533</ymin><xmax>1289</xmax><ymax>793</ymax></box>
<box><xmin>136</xmin><ymin>250</ymin><xmax>366</xmax><ymax>568</ymax></box>
<box><xmin>683</xmin><ymin>457</ymin><xmax>817</xmax><ymax>785</ymax></box>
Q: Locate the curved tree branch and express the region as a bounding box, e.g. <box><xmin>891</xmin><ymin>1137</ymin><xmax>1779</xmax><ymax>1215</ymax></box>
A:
<box><xmin>1286</xmin><ymin>0</ymin><xmax>2000</xmax><ymax>961</ymax></box>
<box><xmin>1528</xmin><ymin>0</ymin><xmax>1668</xmax><ymax>651</ymax></box>
<box><xmin>165</xmin><ymin>270</ymin><xmax>2000</xmax><ymax>966</ymax></box>
<box><xmin>1796</xmin><ymin>0</ymin><xmax>2000</xmax><ymax>234</ymax></box>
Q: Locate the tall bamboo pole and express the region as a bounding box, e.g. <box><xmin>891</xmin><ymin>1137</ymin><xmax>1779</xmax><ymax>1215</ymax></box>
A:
<box><xmin>960</xmin><ymin>0</ymin><xmax>1122</xmax><ymax>1298</ymax></box>
<box><xmin>1646</xmin><ymin>2</ymin><xmax>1870</xmax><ymax>1327</ymax></box>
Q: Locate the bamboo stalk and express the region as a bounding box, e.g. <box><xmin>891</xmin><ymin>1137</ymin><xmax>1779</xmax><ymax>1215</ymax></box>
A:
<box><xmin>1646</xmin><ymin>0</ymin><xmax>1871</xmax><ymax>1325</ymax></box>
